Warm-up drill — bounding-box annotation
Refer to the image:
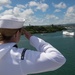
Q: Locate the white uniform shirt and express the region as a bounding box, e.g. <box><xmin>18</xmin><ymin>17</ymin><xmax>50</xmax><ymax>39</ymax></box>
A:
<box><xmin>0</xmin><ymin>36</ymin><xmax>66</xmax><ymax>75</ymax></box>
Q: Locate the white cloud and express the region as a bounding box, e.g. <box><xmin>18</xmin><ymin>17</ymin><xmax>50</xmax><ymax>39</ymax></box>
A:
<box><xmin>22</xmin><ymin>14</ymin><xmax>59</xmax><ymax>25</ymax></box>
<box><xmin>0</xmin><ymin>0</ymin><xmax>50</xmax><ymax>25</ymax></box>
<box><xmin>36</xmin><ymin>3</ymin><xmax>49</xmax><ymax>12</ymax></box>
<box><xmin>55</xmin><ymin>6</ymin><xmax>75</xmax><ymax>24</ymax></box>
<box><xmin>0</xmin><ymin>8</ymin><xmax>60</xmax><ymax>25</ymax></box>
<box><xmin>65</xmin><ymin>6</ymin><xmax>75</xmax><ymax>17</ymax></box>
<box><xmin>0</xmin><ymin>7</ymin><xmax>3</xmax><ymax>11</ymax></box>
<box><xmin>53</xmin><ymin>2</ymin><xmax>67</xmax><ymax>9</ymax></box>
<box><xmin>0</xmin><ymin>6</ymin><xmax>21</xmax><ymax>16</ymax></box>
<box><xmin>0</xmin><ymin>0</ymin><xmax>11</xmax><ymax>6</ymax></box>
<box><xmin>29</xmin><ymin>1</ymin><xmax>49</xmax><ymax>12</ymax></box>
<box><xmin>17</xmin><ymin>4</ymin><xmax>26</xmax><ymax>9</ymax></box>
<box><xmin>64</xmin><ymin>6</ymin><xmax>75</xmax><ymax>23</ymax></box>
<box><xmin>45</xmin><ymin>14</ymin><xmax>59</xmax><ymax>20</ymax></box>
<box><xmin>54</xmin><ymin>9</ymin><xmax>61</xmax><ymax>12</ymax></box>
<box><xmin>13</xmin><ymin>7</ymin><xmax>21</xmax><ymax>16</ymax></box>
<box><xmin>0</xmin><ymin>5</ymin><xmax>34</xmax><ymax>18</ymax></box>
<box><xmin>5</xmin><ymin>4</ymin><xmax>13</xmax><ymax>8</ymax></box>
<box><xmin>0</xmin><ymin>7</ymin><xmax>35</xmax><ymax>25</ymax></box>
<box><xmin>0</xmin><ymin>0</ymin><xmax>65</xmax><ymax>25</ymax></box>
<box><xmin>20</xmin><ymin>9</ymin><xmax>34</xmax><ymax>18</ymax></box>
<box><xmin>1</xmin><ymin>9</ymin><xmax>13</xmax><ymax>15</ymax></box>
<box><xmin>0</xmin><ymin>0</ymin><xmax>12</xmax><ymax>10</ymax></box>
<box><xmin>24</xmin><ymin>16</ymin><xmax>40</xmax><ymax>25</ymax></box>
<box><xmin>29</xmin><ymin>1</ymin><xmax>38</xmax><ymax>7</ymax></box>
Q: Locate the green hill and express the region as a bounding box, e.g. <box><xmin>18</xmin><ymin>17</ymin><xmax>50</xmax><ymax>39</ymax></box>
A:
<box><xmin>24</xmin><ymin>25</ymin><xmax>67</xmax><ymax>34</ymax></box>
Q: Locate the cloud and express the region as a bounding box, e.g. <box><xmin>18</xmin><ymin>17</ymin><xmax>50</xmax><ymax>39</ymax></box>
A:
<box><xmin>56</xmin><ymin>6</ymin><xmax>75</xmax><ymax>24</ymax></box>
<box><xmin>0</xmin><ymin>0</ymin><xmax>12</xmax><ymax>10</ymax></box>
<box><xmin>29</xmin><ymin>1</ymin><xmax>49</xmax><ymax>12</ymax></box>
<box><xmin>0</xmin><ymin>5</ymin><xmax>34</xmax><ymax>17</ymax></box>
<box><xmin>24</xmin><ymin>14</ymin><xmax>59</xmax><ymax>25</ymax></box>
<box><xmin>1</xmin><ymin>9</ymin><xmax>13</xmax><ymax>15</ymax></box>
<box><xmin>65</xmin><ymin>6</ymin><xmax>75</xmax><ymax>17</ymax></box>
<box><xmin>29</xmin><ymin>1</ymin><xmax>38</xmax><ymax>7</ymax></box>
<box><xmin>64</xmin><ymin>6</ymin><xmax>75</xmax><ymax>23</ymax></box>
<box><xmin>5</xmin><ymin>4</ymin><xmax>13</xmax><ymax>8</ymax></box>
<box><xmin>20</xmin><ymin>9</ymin><xmax>34</xmax><ymax>18</ymax></box>
<box><xmin>0</xmin><ymin>7</ymin><xmax>3</xmax><ymax>11</ymax></box>
<box><xmin>0</xmin><ymin>7</ymin><xmax>21</xmax><ymax>16</ymax></box>
<box><xmin>0</xmin><ymin>0</ymin><xmax>66</xmax><ymax>25</ymax></box>
<box><xmin>0</xmin><ymin>0</ymin><xmax>11</xmax><ymax>6</ymax></box>
<box><xmin>13</xmin><ymin>7</ymin><xmax>21</xmax><ymax>16</ymax></box>
<box><xmin>17</xmin><ymin>4</ymin><xmax>26</xmax><ymax>9</ymax></box>
<box><xmin>54</xmin><ymin>9</ymin><xmax>61</xmax><ymax>12</ymax></box>
<box><xmin>0</xmin><ymin>0</ymin><xmax>50</xmax><ymax>25</ymax></box>
<box><xmin>45</xmin><ymin>14</ymin><xmax>59</xmax><ymax>20</ymax></box>
<box><xmin>53</xmin><ymin>2</ymin><xmax>67</xmax><ymax>9</ymax></box>
<box><xmin>24</xmin><ymin>16</ymin><xmax>41</xmax><ymax>25</ymax></box>
<box><xmin>36</xmin><ymin>3</ymin><xmax>49</xmax><ymax>12</ymax></box>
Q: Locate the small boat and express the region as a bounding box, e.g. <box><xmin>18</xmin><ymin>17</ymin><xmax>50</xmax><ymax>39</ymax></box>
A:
<box><xmin>41</xmin><ymin>34</ymin><xmax>44</xmax><ymax>35</ymax></box>
<box><xmin>62</xmin><ymin>30</ymin><xmax>74</xmax><ymax>36</ymax></box>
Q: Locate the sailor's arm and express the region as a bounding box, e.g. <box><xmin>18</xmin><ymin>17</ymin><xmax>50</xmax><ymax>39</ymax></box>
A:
<box><xmin>20</xmin><ymin>35</ymin><xmax>66</xmax><ymax>74</ymax></box>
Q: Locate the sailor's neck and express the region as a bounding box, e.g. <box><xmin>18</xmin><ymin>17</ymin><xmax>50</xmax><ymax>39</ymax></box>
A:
<box><xmin>0</xmin><ymin>40</ymin><xmax>12</xmax><ymax>45</ymax></box>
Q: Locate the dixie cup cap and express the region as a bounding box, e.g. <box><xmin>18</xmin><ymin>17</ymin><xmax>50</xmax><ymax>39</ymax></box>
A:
<box><xmin>0</xmin><ymin>15</ymin><xmax>25</xmax><ymax>29</ymax></box>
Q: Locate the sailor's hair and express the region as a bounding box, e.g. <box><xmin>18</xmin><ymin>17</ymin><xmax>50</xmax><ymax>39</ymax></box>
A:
<box><xmin>0</xmin><ymin>28</ymin><xmax>20</xmax><ymax>41</ymax></box>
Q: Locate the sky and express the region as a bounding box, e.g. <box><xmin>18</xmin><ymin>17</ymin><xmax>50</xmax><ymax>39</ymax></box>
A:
<box><xmin>0</xmin><ymin>0</ymin><xmax>75</xmax><ymax>26</ymax></box>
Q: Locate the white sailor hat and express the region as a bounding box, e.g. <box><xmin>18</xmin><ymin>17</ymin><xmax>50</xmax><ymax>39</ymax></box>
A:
<box><xmin>0</xmin><ymin>15</ymin><xmax>25</xmax><ymax>29</ymax></box>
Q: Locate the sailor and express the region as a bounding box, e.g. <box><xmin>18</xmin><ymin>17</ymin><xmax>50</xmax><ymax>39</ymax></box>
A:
<box><xmin>0</xmin><ymin>15</ymin><xmax>66</xmax><ymax>75</ymax></box>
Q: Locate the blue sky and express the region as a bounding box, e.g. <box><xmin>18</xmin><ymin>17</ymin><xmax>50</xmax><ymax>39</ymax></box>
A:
<box><xmin>0</xmin><ymin>0</ymin><xmax>75</xmax><ymax>25</ymax></box>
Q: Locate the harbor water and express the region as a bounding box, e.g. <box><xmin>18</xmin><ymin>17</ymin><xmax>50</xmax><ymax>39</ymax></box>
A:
<box><xmin>18</xmin><ymin>31</ymin><xmax>75</xmax><ymax>75</ymax></box>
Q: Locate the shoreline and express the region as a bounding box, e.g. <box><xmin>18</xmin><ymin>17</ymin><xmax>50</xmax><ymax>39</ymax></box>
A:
<box><xmin>24</xmin><ymin>25</ymin><xmax>67</xmax><ymax>34</ymax></box>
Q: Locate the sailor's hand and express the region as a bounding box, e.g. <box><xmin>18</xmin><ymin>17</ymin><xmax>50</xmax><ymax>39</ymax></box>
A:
<box><xmin>21</xmin><ymin>28</ymin><xmax>32</xmax><ymax>40</ymax></box>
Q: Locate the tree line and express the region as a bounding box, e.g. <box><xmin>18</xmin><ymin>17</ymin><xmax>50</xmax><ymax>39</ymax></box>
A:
<box><xmin>24</xmin><ymin>25</ymin><xmax>67</xmax><ymax>34</ymax></box>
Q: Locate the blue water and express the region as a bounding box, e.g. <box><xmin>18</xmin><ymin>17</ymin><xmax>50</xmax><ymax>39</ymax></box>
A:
<box><xmin>18</xmin><ymin>31</ymin><xmax>75</xmax><ymax>75</ymax></box>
